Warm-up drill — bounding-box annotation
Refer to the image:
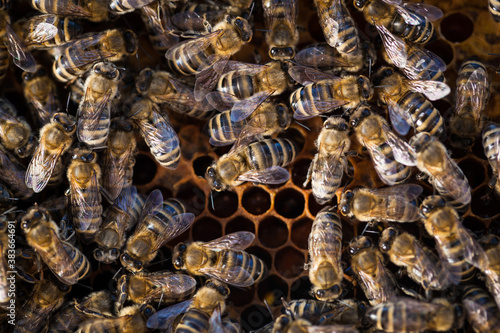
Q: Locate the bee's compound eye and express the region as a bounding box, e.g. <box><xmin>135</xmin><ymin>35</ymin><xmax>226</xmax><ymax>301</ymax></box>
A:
<box><xmin>174</xmin><ymin>257</ymin><xmax>183</xmax><ymax>268</ymax></box>
<box><xmin>94</xmin><ymin>250</ymin><xmax>103</xmax><ymax>260</ymax></box>
<box><xmin>110</xmin><ymin>248</ymin><xmax>119</xmax><ymax>256</ymax></box>
<box><xmin>361</xmin><ymin>108</ymin><xmax>370</xmax><ymax>117</ymax></box>
<box><xmin>133</xmin><ymin>260</ymin><xmax>143</xmax><ymax>270</ymax></box>
<box><xmin>340</xmin><ymin>205</ymin><xmax>349</xmax><ymax>215</ymax></box>
<box><xmin>53</xmin><ymin>114</ymin><xmax>60</xmax><ymax>123</ymax></box>
<box><xmin>338</xmin><ymin>122</ymin><xmax>348</xmax><ymax>131</ymax></box>
<box><xmin>437</xmin><ymin>197</ymin><xmax>446</xmax><ymax>207</ymax></box>
<box><xmin>388</xmin><ymin>228</ymin><xmax>396</xmax><ymax>237</ymax></box>
<box><xmin>345</xmin><ymin>191</ymin><xmax>354</xmax><ymax>199</ymax></box>
<box><xmin>21</xmin><ymin>221</ymin><xmax>28</xmax><ymax>229</ymax></box>
<box><xmin>316</xmin><ymin>289</ymin><xmax>325</xmax><ymax>298</ymax></box>
<box><xmin>380</xmin><ymin>242</ymin><xmax>390</xmax><ymax>252</ymax></box>
<box><xmin>350</xmin><ymin>118</ymin><xmax>359</xmax><ymax>127</ymax></box>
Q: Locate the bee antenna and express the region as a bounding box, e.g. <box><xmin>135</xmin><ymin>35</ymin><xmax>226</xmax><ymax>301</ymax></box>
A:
<box><xmin>368</xmin><ymin>58</ymin><xmax>372</xmax><ymax>79</ymax></box>
<box><xmin>294</xmin><ymin>121</ymin><xmax>310</xmax><ymax>131</ymax></box>
<box><xmin>112</xmin><ymin>267</ymin><xmax>123</xmax><ymax>281</ymax></box>
<box><xmin>361</xmin><ymin>222</ymin><xmax>370</xmax><ymax>235</ymax></box>
<box><xmin>136</xmin><ymin>52</ymin><xmax>141</xmax><ymax>71</ymax></box>
<box><xmin>254</xmin><ymin>29</ymin><xmax>271</xmax><ymax>32</ymax></box>
<box><xmin>77</xmin><ymin>282</ymin><xmax>93</xmax><ymax>290</ymax></box>
<box><xmin>158</xmin><ymin>292</ymin><xmax>164</xmax><ymax>310</ymax></box>
<box><xmin>248</xmin><ymin>1</ymin><xmax>255</xmax><ymax>18</ymax></box>
<box><xmin>210</xmin><ymin>191</ymin><xmax>215</xmax><ymax>211</ymax></box>
<box><xmin>281</xmin><ymin>298</ymin><xmax>295</xmax><ymax>319</ymax></box>
<box><xmin>264</xmin><ymin>299</ymin><xmax>274</xmax><ymax>320</ymax></box>
<box><xmin>66</xmin><ymin>92</ymin><xmax>71</xmax><ymax>113</ymax></box>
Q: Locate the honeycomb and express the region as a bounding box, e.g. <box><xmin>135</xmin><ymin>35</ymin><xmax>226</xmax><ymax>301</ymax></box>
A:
<box><xmin>3</xmin><ymin>0</ymin><xmax>500</xmax><ymax>332</ymax></box>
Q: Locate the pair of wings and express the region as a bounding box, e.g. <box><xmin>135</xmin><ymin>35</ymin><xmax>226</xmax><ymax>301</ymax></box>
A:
<box><xmin>26</xmin><ymin>134</ymin><xmax>68</xmax><ymax>193</ymax></box>
<box><xmin>294</xmin><ymin>43</ymin><xmax>350</xmax><ymax>68</ymax></box>
<box><xmin>140</xmin><ymin>3</ymin><xmax>180</xmax><ymax>50</ymax></box>
<box><xmin>135</xmin><ymin>190</ymin><xmax>195</xmax><ymax>252</ymax></box>
<box><xmin>356</xmin><ymin>256</ymin><xmax>397</xmax><ymax>305</ymax></box>
<box><xmin>308</xmin><ymin>141</ymin><xmax>347</xmax><ymax>194</ymax></box>
<box><xmin>138</xmin><ymin>273</ymin><xmax>197</xmax><ymax>303</ymax></box>
<box><xmin>455</xmin><ymin>64</ymin><xmax>490</xmax><ymax>123</ymax></box>
<box><xmin>3</xmin><ymin>24</ymin><xmax>37</xmax><ymax>73</ymax></box>
<box><xmin>26</xmin><ymin>78</ymin><xmax>60</xmax><ymax>126</ymax></box>
<box><xmin>0</xmin><ymin>146</ymin><xmax>33</xmax><ymax>198</ymax></box>
<box><xmin>136</xmin><ymin>106</ymin><xmax>180</xmax><ymax>170</ymax></box>
<box><xmin>196</xmin><ymin>231</ymin><xmax>259</xmax><ymax>287</ymax></box>
<box><xmin>406</xmin><ymin>238</ymin><xmax>450</xmax><ymax>290</ymax></box>
<box><xmin>76</xmin><ymin>85</ymin><xmax>113</xmax><ymax>144</ymax></box>
<box><xmin>102</xmin><ymin>140</ymin><xmax>136</xmax><ymax>201</ymax></box>
<box><xmin>308</xmin><ymin>217</ymin><xmax>343</xmax><ymax>275</ymax></box>
<box><xmin>263</xmin><ymin>0</ymin><xmax>297</xmax><ymax>32</ymax></box>
<box><xmin>69</xmin><ymin>168</ymin><xmax>100</xmax><ymax>232</ymax></box>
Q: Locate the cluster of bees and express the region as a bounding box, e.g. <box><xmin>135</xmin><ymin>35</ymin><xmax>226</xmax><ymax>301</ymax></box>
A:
<box><xmin>0</xmin><ymin>0</ymin><xmax>497</xmax><ymax>332</ymax></box>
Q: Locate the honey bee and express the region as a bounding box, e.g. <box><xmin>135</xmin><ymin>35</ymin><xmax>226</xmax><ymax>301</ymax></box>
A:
<box><xmin>314</xmin><ymin>0</ymin><xmax>366</xmax><ymax>72</ymax></box>
<box><xmin>205</xmin><ymin>137</ymin><xmax>298</xmax><ymax>191</ymax></box>
<box><xmin>17</xmin><ymin>14</ymin><xmax>83</xmax><ymax>50</ymax></box>
<box><xmin>110</xmin><ymin>0</ymin><xmax>157</xmax><ymax>14</ymax></box>
<box><xmin>173</xmin><ymin>231</ymin><xmax>266</xmax><ymax>287</ymax></box>
<box><xmin>135</xmin><ymin>68</ymin><xmax>213</xmax><ymax>119</ymax></box>
<box><xmin>278</xmin><ymin>299</ymin><xmax>363</xmax><ymax>326</ymax></box>
<box><xmin>379</xmin><ymin>227</ymin><xmax>450</xmax><ymax>292</ymax></box>
<box><xmin>30</xmin><ymin>0</ymin><xmax>110</xmax><ymax>22</ymax></box>
<box><xmin>116</xmin><ymin>271</ymin><xmax>197</xmax><ymax>311</ymax></box>
<box><xmin>366</xmin><ymin>297</ymin><xmax>465</xmax><ymax>332</ymax></box>
<box><xmin>20</xmin><ymin>205</ymin><xmax>90</xmax><ymax>285</ymax></box>
<box><xmin>373</xmin><ymin>66</ymin><xmax>448</xmax><ymax>138</ymax></box>
<box><xmin>0</xmin><ymin>146</ymin><xmax>33</xmax><ymax>199</ymax></box>
<box><xmin>94</xmin><ymin>186</ymin><xmax>143</xmax><ymax>263</ymax></box>
<box><xmin>490</xmin><ymin>0</ymin><xmax>500</xmax><ymax>21</ymax></box>
<box><xmin>67</xmin><ymin>146</ymin><xmax>102</xmax><ymax>242</ymax></box>
<box><xmin>140</xmin><ymin>2</ymin><xmax>179</xmax><ymax>53</ymax></box>
<box><xmin>49</xmin><ymin>290</ymin><xmax>113</xmax><ymax>333</ymax></box>
<box><xmin>409</xmin><ymin>132</ymin><xmax>471</xmax><ymax>210</ymax></box>
<box><xmin>478</xmin><ymin>234</ymin><xmax>500</xmax><ymax>310</ymax></box>
<box><xmin>77</xmin><ymin>305</ymin><xmax>151</xmax><ymax>333</ymax></box>
<box><xmin>304</xmin><ymin>116</ymin><xmax>350</xmax><ymax>204</ymax></box>
<box><xmin>349</xmin><ymin>235</ymin><xmax>397</xmax><ymax>305</ymax></box>
<box><xmin>354</xmin><ymin>0</ymin><xmax>441</xmax><ymax>44</ymax></box>
<box><xmin>15</xmin><ymin>279</ymin><xmax>69</xmax><ymax>333</ymax></box>
<box><xmin>482</xmin><ymin>122</ymin><xmax>500</xmax><ymax>196</ymax></box>
<box><xmin>289</xmin><ymin>66</ymin><xmax>373</xmax><ymax>120</ymax></box>
<box><xmin>25</xmin><ymin>113</ymin><xmax>76</xmax><ymax>193</ymax></box>
<box><xmin>22</xmin><ymin>65</ymin><xmax>61</xmax><ymax>126</ymax></box>
<box><xmin>52</xmin><ymin>29</ymin><xmax>138</xmax><ymax>83</ymax></box>
<box><xmin>339</xmin><ymin>184</ymin><xmax>422</xmax><ymax>224</ymax></box>
<box><xmin>206</xmin><ymin>60</ymin><xmax>289</xmax><ymax>103</ymax></box>
<box><xmin>165</xmin><ymin>14</ymin><xmax>252</xmax><ymax>76</ymax></box>
<box><xmin>77</xmin><ymin>62</ymin><xmax>122</xmax><ymax>148</ymax></box>
<box><xmin>128</xmin><ymin>96</ymin><xmax>181</xmax><ymax>169</ymax></box>
<box><xmin>147</xmin><ymin>279</ymin><xmax>229</xmax><ymax>332</ymax></box>
<box><xmin>462</xmin><ymin>285</ymin><xmax>500</xmax><ymax>333</ymax></box>
<box><xmin>121</xmin><ymin>189</ymin><xmax>195</xmax><ymax>272</ymax></box>
<box><xmin>306</xmin><ymin>206</ymin><xmax>343</xmax><ymax>302</ymax></box>
<box><xmin>350</xmin><ymin>105</ymin><xmax>412</xmax><ymax>185</ymax></box>
<box><xmin>420</xmin><ymin>195</ymin><xmax>488</xmax><ymax>284</ymax></box>
<box><xmin>262</xmin><ymin>0</ymin><xmax>298</xmax><ymax>60</ymax></box>
<box><xmin>102</xmin><ymin>118</ymin><xmax>137</xmax><ymax>201</ymax></box>
<box><xmin>0</xmin><ymin>98</ymin><xmax>36</xmax><ymax>159</ymax></box>
<box><xmin>449</xmin><ymin>58</ymin><xmax>491</xmax><ymax>150</ymax></box>
<box><xmin>207</xmin><ymin>97</ymin><xmax>291</xmax><ymax>147</ymax></box>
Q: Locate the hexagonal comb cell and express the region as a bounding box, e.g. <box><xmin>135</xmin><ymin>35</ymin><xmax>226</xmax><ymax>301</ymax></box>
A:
<box><xmin>259</xmin><ymin>217</ymin><xmax>288</xmax><ymax>248</ymax></box>
<box><xmin>242</xmin><ymin>187</ymin><xmax>271</xmax><ymax>215</ymax></box>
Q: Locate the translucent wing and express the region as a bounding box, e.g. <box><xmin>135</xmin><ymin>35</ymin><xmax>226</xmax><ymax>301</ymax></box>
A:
<box><xmin>77</xmin><ymin>87</ymin><xmax>112</xmax><ymax>142</ymax></box>
<box><xmin>395</xmin><ymin>5</ymin><xmax>423</xmax><ymax>25</ymax></box>
<box><xmin>458</xmin><ymin>226</ymin><xmax>489</xmax><ymax>271</ymax></box>
<box><xmin>25</xmin><ymin>144</ymin><xmax>64</xmax><ymax>193</ymax></box>
<box><xmin>113</xmin><ymin>186</ymin><xmax>138</xmax><ymax>212</ymax></box>
<box><xmin>199</xmin><ymin>265</ymin><xmax>254</xmax><ymax>287</ymax></box>
<box><xmin>238</xmin><ymin>166</ymin><xmax>290</xmax><ymax>184</ymax></box>
<box><xmin>151</xmin><ymin>212</ymin><xmax>195</xmax><ymax>251</ymax></box>
<box><xmin>160</xmin><ymin>75</ymin><xmax>213</xmax><ymax>112</ymax></box>
<box><xmin>5</xmin><ymin>24</ymin><xmax>37</xmax><ymax>72</ymax></box>
<box><xmin>312</xmin><ymin>144</ymin><xmax>345</xmax><ymax>199</ymax></box>
<box><xmin>141</xmin><ymin>4</ymin><xmax>179</xmax><ymax>50</ymax></box>
<box><xmin>139</xmin><ymin>110</ymin><xmax>180</xmax><ymax>169</ymax></box>
<box><xmin>365</xmin><ymin>139</ymin><xmax>403</xmax><ymax>186</ymax></box>
<box><xmin>70</xmin><ymin>169</ymin><xmax>100</xmax><ymax>231</ymax></box>
<box><xmin>382</xmin><ymin>123</ymin><xmax>417</xmax><ymax>166</ymax></box>
<box><xmin>367</xmin><ymin>184</ymin><xmax>423</xmax><ymax>200</ymax></box>
<box><xmin>202</xmin><ymin>231</ymin><xmax>255</xmax><ymax>250</ymax></box>
<box><xmin>25</xmin><ymin>22</ymin><xmax>58</xmax><ymax>44</ymax></box>
<box><xmin>466</xmin><ymin>68</ymin><xmax>489</xmax><ymax>123</ymax></box>
<box><xmin>0</xmin><ymin>148</ymin><xmax>32</xmax><ymax>198</ymax></box>
<box><xmin>316</xmin><ymin>1</ymin><xmax>339</xmax><ymax>47</ymax></box>
<box><xmin>206</xmin><ymin>91</ymin><xmax>239</xmax><ymax>111</ymax></box>
<box><xmin>208</xmin><ymin>306</ymin><xmax>224</xmax><ymax>333</ymax></box>
<box><xmin>307</xmin><ymin>326</ymin><xmax>359</xmax><ymax>333</ymax></box>
<box><xmin>146</xmin><ymin>299</ymin><xmax>193</xmax><ymax>329</ymax></box>
<box><xmin>386</xmin><ymin>99</ymin><xmax>411</xmax><ymax>136</ymax></box>
<box><xmin>402</xmin><ymin>45</ymin><xmax>446</xmax><ymax>80</ymax></box>
<box><xmin>381</xmin><ymin>0</ymin><xmax>402</xmax><ymax>4</ymax></box>
<box><xmin>142</xmin><ymin>274</ymin><xmax>197</xmax><ymax>302</ymax></box>
<box><xmin>293</xmin><ymin>94</ymin><xmax>348</xmax><ymax>120</ymax></box>
<box><xmin>136</xmin><ymin>189</ymin><xmax>163</xmax><ymax>229</ymax></box>
<box><xmin>309</xmin><ymin>212</ymin><xmax>342</xmax><ymax>273</ymax></box>
<box><xmin>230</xmin><ymin>90</ymin><xmax>273</xmax><ymax>123</ymax></box>
<box><xmin>294</xmin><ymin>45</ymin><xmax>349</xmax><ymax>68</ymax></box>
<box><xmin>376</xmin><ymin>24</ymin><xmax>407</xmax><ymax>68</ymax></box>
<box><xmin>263</xmin><ymin>0</ymin><xmax>297</xmax><ymax>33</ymax></box>
<box><xmin>424</xmin><ymin>153</ymin><xmax>470</xmax><ymax>203</ymax></box>
<box><xmin>401</xmin><ymin>2</ymin><xmax>443</xmax><ymax>21</ymax></box>
<box><xmin>407</xmin><ymin>80</ymin><xmax>450</xmax><ymax>101</ymax></box>
<box><xmin>288</xmin><ymin>65</ymin><xmax>341</xmax><ymax>85</ymax></box>
<box><xmin>357</xmin><ymin>259</ymin><xmax>395</xmax><ymax>304</ymax></box>
<box><xmin>102</xmin><ymin>138</ymin><xmax>134</xmax><ymax>200</ymax></box>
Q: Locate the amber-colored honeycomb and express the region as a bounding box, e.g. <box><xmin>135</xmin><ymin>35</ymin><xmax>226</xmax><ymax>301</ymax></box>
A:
<box><xmin>4</xmin><ymin>0</ymin><xmax>500</xmax><ymax>332</ymax></box>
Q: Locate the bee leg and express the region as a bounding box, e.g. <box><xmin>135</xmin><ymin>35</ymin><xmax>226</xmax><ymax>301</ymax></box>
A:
<box><xmin>400</xmin><ymin>286</ymin><xmax>424</xmax><ymax>300</ymax></box>
<box><xmin>115</xmin><ymin>274</ymin><xmax>129</xmax><ymax>313</ymax></box>
<box><xmin>75</xmin><ymin>301</ymin><xmax>109</xmax><ymax>318</ymax></box>
<box><xmin>303</xmin><ymin>157</ymin><xmax>315</xmax><ymax>188</ymax></box>
<box><xmin>415</xmin><ymin>172</ymin><xmax>428</xmax><ymax>182</ymax></box>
